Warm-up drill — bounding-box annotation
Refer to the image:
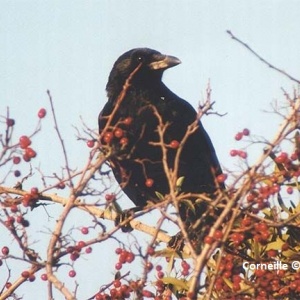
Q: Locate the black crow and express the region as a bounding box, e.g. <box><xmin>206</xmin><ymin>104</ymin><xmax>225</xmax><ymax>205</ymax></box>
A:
<box><xmin>99</xmin><ymin>48</ymin><xmax>224</xmax><ymax>249</ymax></box>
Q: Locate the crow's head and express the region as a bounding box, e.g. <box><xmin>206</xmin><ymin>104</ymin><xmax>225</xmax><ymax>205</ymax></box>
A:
<box><xmin>106</xmin><ymin>48</ymin><xmax>181</xmax><ymax>98</ymax></box>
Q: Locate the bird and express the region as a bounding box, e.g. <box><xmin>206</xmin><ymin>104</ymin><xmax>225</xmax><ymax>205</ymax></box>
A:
<box><xmin>98</xmin><ymin>48</ymin><xmax>224</xmax><ymax>250</ymax></box>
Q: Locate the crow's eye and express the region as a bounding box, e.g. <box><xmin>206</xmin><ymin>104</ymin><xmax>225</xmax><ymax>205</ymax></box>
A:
<box><xmin>136</xmin><ymin>56</ymin><xmax>144</xmax><ymax>63</ymax></box>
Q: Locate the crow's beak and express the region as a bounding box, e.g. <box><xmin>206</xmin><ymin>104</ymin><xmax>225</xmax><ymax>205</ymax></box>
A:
<box><xmin>148</xmin><ymin>54</ymin><xmax>181</xmax><ymax>70</ymax></box>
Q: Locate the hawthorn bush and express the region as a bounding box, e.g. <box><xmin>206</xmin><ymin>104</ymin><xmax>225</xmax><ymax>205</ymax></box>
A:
<box><xmin>1</xmin><ymin>41</ymin><xmax>300</xmax><ymax>299</ymax></box>
<box><xmin>1</xmin><ymin>88</ymin><xmax>300</xmax><ymax>300</ymax></box>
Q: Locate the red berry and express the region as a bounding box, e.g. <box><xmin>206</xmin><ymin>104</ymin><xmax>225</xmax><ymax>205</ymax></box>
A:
<box><xmin>29</xmin><ymin>274</ymin><xmax>36</xmax><ymax>282</ymax></box>
<box><xmin>68</xmin><ymin>270</ymin><xmax>76</xmax><ymax>278</ymax></box>
<box><xmin>41</xmin><ymin>273</ymin><xmax>48</xmax><ymax>281</ymax></box>
<box><xmin>6</xmin><ymin>118</ymin><xmax>15</xmax><ymax>127</ymax></box>
<box><xmin>120</xmin><ymin>284</ymin><xmax>130</xmax><ymax>294</ymax></box>
<box><xmin>57</xmin><ymin>182</ymin><xmax>65</xmax><ymax>189</ymax></box>
<box><xmin>230</xmin><ymin>149</ymin><xmax>238</xmax><ymax>157</ymax></box>
<box><xmin>19</xmin><ymin>135</ymin><xmax>31</xmax><ymax>149</ymax></box>
<box><xmin>181</xmin><ymin>260</ymin><xmax>190</xmax><ymax>270</ymax></box>
<box><xmin>110</xmin><ymin>288</ymin><xmax>117</xmax><ymax>298</ymax></box>
<box><xmin>105</xmin><ymin>193</ymin><xmax>116</xmax><ymax>202</ymax></box>
<box><xmin>238</xmin><ymin>150</ymin><xmax>248</xmax><ymax>159</ymax></box>
<box><xmin>85</xmin><ymin>246</ymin><xmax>92</xmax><ymax>254</ymax></box>
<box><xmin>169</xmin><ymin>140</ymin><xmax>180</xmax><ymax>149</ymax></box>
<box><xmin>114</xmin><ymin>280</ymin><xmax>121</xmax><ymax>288</ymax></box>
<box><xmin>13</xmin><ymin>156</ymin><xmax>21</xmax><ymax>164</ymax></box>
<box><xmin>87</xmin><ymin>140</ymin><xmax>95</xmax><ymax>148</ymax></box>
<box><xmin>103</xmin><ymin>131</ymin><xmax>113</xmax><ymax>144</ymax></box>
<box><xmin>235</xmin><ymin>132</ymin><xmax>243</xmax><ymax>141</ymax></box>
<box><xmin>115</xmin><ymin>247</ymin><xmax>122</xmax><ymax>254</ymax></box>
<box><xmin>142</xmin><ymin>290</ymin><xmax>155</xmax><ymax>298</ymax></box>
<box><xmin>115</xmin><ymin>262</ymin><xmax>122</xmax><ymax>270</ymax></box>
<box><xmin>214</xmin><ymin>230</ymin><xmax>223</xmax><ymax>240</ymax></box>
<box><xmin>22</xmin><ymin>193</ymin><xmax>32</xmax><ymax>205</ymax></box>
<box><xmin>119</xmin><ymin>251</ymin><xmax>128</xmax><ymax>264</ymax></box>
<box><xmin>5</xmin><ymin>216</ymin><xmax>15</xmax><ymax>226</ymax></box>
<box><xmin>120</xmin><ymin>137</ymin><xmax>128</xmax><ymax>146</ymax></box>
<box><xmin>217</xmin><ymin>173</ymin><xmax>227</xmax><ymax>183</ymax></box>
<box><xmin>156</xmin><ymin>265</ymin><xmax>162</xmax><ymax>271</ymax></box>
<box><xmin>77</xmin><ymin>241</ymin><xmax>86</xmax><ymax>249</ymax></box>
<box><xmin>5</xmin><ymin>282</ymin><xmax>12</xmax><ymax>289</ymax></box>
<box><xmin>25</xmin><ymin>147</ymin><xmax>37</xmax><ymax>158</ymax></box>
<box><xmin>21</xmin><ymin>271</ymin><xmax>30</xmax><ymax>278</ymax></box>
<box><xmin>267</xmin><ymin>249</ymin><xmax>277</xmax><ymax>258</ymax></box>
<box><xmin>16</xmin><ymin>216</ymin><xmax>24</xmax><ymax>224</ymax></box>
<box><xmin>181</xmin><ymin>269</ymin><xmax>189</xmax><ymax>276</ymax></box>
<box><xmin>204</xmin><ymin>236</ymin><xmax>214</xmax><ymax>244</ymax></box>
<box><xmin>291</xmin><ymin>152</ymin><xmax>298</xmax><ymax>161</ymax></box>
<box><xmin>38</xmin><ymin>108</ymin><xmax>47</xmax><ymax>118</ymax></box>
<box><xmin>241</xmin><ymin>217</ymin><xmax>251</xmax><ymax>227</ymax></box>
<box><xmin>145</xmin><ymin>178</ymin><xmax>154</xmax><ymax>187</ymax></box>
<box><xmin>242</xmin><ymin>128</ymin><xmax>250</xmax><ymax>136</ymax></box>
<box><xmin>286</xmin><ymin>186</ymin><xmax>293</xmax><ymax>194</ymax></box>
<box><xmin>147</xmin><ymin>246</ymin><xmax>155</xmax><ymax>256</ymax></box>
<box><xmin>10</xmin><ymin>205</ymin><xmax>18</xmax><ymax>213</ymax></box>
<box><xmin>126</xmin><ymin>252</ymin><xmax>135</xmax><ymax>263</ymax></box>
<box><xmin>22</xmin><ymin>153</ymin><xmax>31</xmax><ymax>162</ymax></box>
<box><xmin>66</xmin><ymin>246</ymin><xmax>75</xmax><ymax>253</ymax></box>
<box><xmin>81</xmin><ymin>227</ymin><xmax>89</xmax><ymax>235</ymax></box>
<box><xmin>114</xmin><ymin>128</ymin><xmax>124</xmax><ymax>138</ymax></box>
<box><xmin>233</xmin><ymin>282</ymin><xmax>241</xmax><ymax>291</ymax></box>
<box><xmin>70</xmin><ymin>251</ymin><xmax>80</xmax><ymax>261</ymax></box>
<box><xmin>123</xmin><ymin>117</ymin><xmax>133</xmax><ymax>125</ymax></box>
<box><xmin>31</xmin><ymin>187</ymin><xmax>39</xmax><ymax>195</ymax></box>
<box><xmin>1</xmin><ymin>246</ymin><xmax>9</xmax><ymax>255</ymax></box>
<box><xmin>146</xmin><ymin>262</ymin><xmax>153</xmax><ymax>272</ymax></box>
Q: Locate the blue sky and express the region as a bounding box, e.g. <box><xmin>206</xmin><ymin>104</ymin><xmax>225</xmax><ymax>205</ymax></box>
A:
<box><xmin>1</xmin><ymin>1</ymin><xmax>300</xmax><ymax>298</ymax></box>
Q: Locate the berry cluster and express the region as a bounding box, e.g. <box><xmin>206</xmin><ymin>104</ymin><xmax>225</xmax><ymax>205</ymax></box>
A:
<box><xmin>253</xmin><ymin>268</ymin><xmax>300</xmax><ymax>299</ymax></box>
<box><xmin>114</xmin><ymin>248</ymin><xmax>135</xmax><ymax>271</ymax></box>
<box><xmin>21</xmin><ymin>187</ymin><xmax>39</xmax><ymax>208</ymax></box>
<box><xmin>67</xmin><ymin>240</ymin><xmax>92</xmax><ymax>262</ymax></box>
<box><xmin>94</xmin><ymin>280</ymin><xmax>132</xmax><ymax>299</ymax></box>
<box><xmin>19</xmin><ymin>135</ymin><xmax>37</xmax><ymax>162</ymax></box>
<box><xmin>230</xmin><ymin>149</ymin><xmax>248</xmax><ymax>159</ymax></box>
<box><xmin>234</xmin><ymin>128</ymin><xmax>250</xmax><ymax>141</ymax></box>
<box><xmin>21</xmin><ymin>270</ymin><xmax>36</xmax><ymax>282</ymax></box>
<box><xmin>229</xmin><ymin>128</ymin><xmax>251</xmax><ymax>160</ymax></box>
<box><xmin>214</xmin><ymin>254</ymin><xmax>243</xmax><ymax>295</ymax></box>
<box><xmin>181</xmin><ymin>260</ymin><xmax>191</xmax><ymax>277</ymax></box>
<box><xmin>4</xmin><ymin>211</ymin><xmax>30</xmax><ymax>228</ymax></box>
<box><xmin>101</xmin><ymin>117</ymin><xmax>132</xmax><ymax>147</ymax></box>
<box><xmin>9</xmin><ymin>108</ymin><xmax>47</xmax><ymax>177</ymax></box>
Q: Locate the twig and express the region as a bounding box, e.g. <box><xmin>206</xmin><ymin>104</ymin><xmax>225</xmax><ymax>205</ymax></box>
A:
<box><xmin>47</xmin><ymin>90</ymin><xmax>74</xmax><ymax>189</ymax></box>
<box><xmin>227</xmin><ymin>30</ymin><xmax>300</xmax><ymax>85</ymax></box>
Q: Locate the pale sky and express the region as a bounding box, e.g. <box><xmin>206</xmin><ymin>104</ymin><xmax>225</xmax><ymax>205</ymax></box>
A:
<box><xmin>1</xmin><ymin>1</ymin><xmax>300</xmax><ymax>298</ymax></box>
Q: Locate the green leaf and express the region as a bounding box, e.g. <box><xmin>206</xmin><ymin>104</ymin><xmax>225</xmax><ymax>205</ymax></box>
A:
<box><xmin>167</xmin><ymin>253</ymin><xmax>176</xmax><ymax>274</ymax></box>
<box><xmin>222</xmin><ymin>277</ymin><xmax>233</xmax><ymax>288</ymax></box>
<box><xmin>176</xmin><ymin>176</ymin><xmax>185</xmax><ymax>188</ymax></box>
<box><xmin>153</xmin><ymin>248</ymin><xmax>191</xmax><ymax>259</ymax></box>
<box><xmin>162</xmin><ymin>277</ymin><xmax>189</xmax><ymax>291</ymax></box>
<box><xmin>155</xmin><ymin>191</ymin><xmax>165</xmax><ymax>200</ymax></box>
<box><xmin>111</xmin><ymin>201</ymin><xmax>123</xmax><ymax>214</ymax></box>
<box><xmin>180</xmin><ymin>199</ymin><xmax>195</xmax><ymax>214</ymax></box>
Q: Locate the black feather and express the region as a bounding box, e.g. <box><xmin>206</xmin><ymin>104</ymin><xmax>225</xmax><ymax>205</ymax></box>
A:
<box><xmin>99</xmin><ymin>48</ymin><xmax>224</xmax><ymax>247</ymax></box>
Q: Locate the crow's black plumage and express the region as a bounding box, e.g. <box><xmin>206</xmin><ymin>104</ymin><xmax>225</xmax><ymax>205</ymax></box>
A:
<box><xmin>99</xmin><ymin>48</ymin><xmax>224</xmax><ymax>247</ymax></box>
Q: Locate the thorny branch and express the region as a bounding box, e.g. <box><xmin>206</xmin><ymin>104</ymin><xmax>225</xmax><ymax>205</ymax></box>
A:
<box><xmin>227</xmin><ymin>30</ymin><xmax>300</xmax><ymax>85</ymax></box>
<box><xmin>2</xmin><ymin>36</ymin><xmax>300</xmax><ymax>300</ymax></box>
